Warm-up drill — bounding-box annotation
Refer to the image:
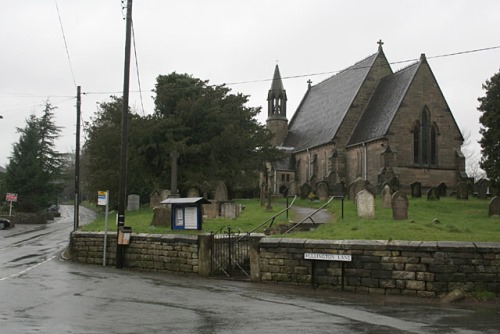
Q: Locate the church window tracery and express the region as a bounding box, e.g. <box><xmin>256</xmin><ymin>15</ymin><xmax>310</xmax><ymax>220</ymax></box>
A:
<box><xmin>413</xmin><ymin>106</ymin><xmax>438</xmax><ymax>166</ymax></box>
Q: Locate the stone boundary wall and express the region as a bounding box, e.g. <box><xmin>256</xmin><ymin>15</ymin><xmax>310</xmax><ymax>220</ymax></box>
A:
<box><xmin>257</xmin><ymin>238</ymin><xmax>500</xmax><ymax>297</ymax></box>
<box><xmin>68</xmin><ymin>232</ymin><xmax>500</xmax><ymax>297</ymax></box>
<box><xmin>69</xmin><ymin>231</ymin><xmax>206</xmax><ymax>274</ymax></box>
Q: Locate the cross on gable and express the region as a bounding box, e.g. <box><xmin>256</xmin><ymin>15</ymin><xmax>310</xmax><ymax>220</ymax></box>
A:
<box><xmin>377</xmin><ymin>39</ymin><xmax>384</xmax><ymax>50</ymax></box>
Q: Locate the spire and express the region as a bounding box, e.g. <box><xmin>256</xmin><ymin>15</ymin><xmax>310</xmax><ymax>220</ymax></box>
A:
<box><xmin>267</xmin><ymin>64</ymin><xmax>287</xmax><ymax>118</ymax></box>
<box><xmin>270</xmin><ymin>64</ymin><xmax>285</xmax><ymax>94</ymax></box>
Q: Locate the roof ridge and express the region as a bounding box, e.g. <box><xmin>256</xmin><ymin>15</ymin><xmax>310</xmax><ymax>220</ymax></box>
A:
<box><xmin>313</xmin><ymin>52</ymin><xmax>379</xmax><ymax>87</ymax></box>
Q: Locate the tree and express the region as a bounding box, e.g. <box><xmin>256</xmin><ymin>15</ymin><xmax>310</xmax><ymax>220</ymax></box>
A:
<box><xmin>153</xmin><ymin>72</ymin><xmax>282</xmax><ymax>195</ymax></box>
<box><xmin>4</xmin><ymin>102</ymin><xmax>64</xmax><ymax>212</ymax></box>
<box><xmin>82</xmin><ymin>97</ymin><xmax>161</xmax><ymax>207</ymax></box>
<box><xmin>478</xmin><ymin>68</ymin><xmax>500</xmax><ymax>193</ymax></box>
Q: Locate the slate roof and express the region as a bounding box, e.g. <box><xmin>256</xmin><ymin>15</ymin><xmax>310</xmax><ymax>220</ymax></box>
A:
<box><xmin>347</xmin><ymin>60</ymin><xmax>420</xmax><ymax>147</ymax></box>
<box><xmin>284</xmin><ymin>53</ymin><xmax>379</xmax><ymax>152</ymax></box>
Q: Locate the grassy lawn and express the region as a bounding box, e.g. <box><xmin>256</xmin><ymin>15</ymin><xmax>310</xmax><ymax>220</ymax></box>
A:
<box><xmin>81</xmin><ymin>197</ymin><xmax>500</xmax><ymax>242</ymax></box>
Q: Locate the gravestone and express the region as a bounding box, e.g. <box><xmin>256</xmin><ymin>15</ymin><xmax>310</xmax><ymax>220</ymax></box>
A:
<box><xmin>384</xmin><ymin>176</ymin><xmax>401</xmax><ymax>193</ymax></box>
<box><xmin>381</xmin><ymin>185</ymin><xmax>392</xmax><ymax>209</ymax></box>
<box><xmin>349</xmin><ymin>178</ymin><xmax>375</xmax><ymax>202</ymax></box>
<box><xmin>476</xmin><ymin>179</ymin><xmax>490</xmax><ymax>199</ymax></box>
<box><xmin>214</xmin><ymin>181</ymin><xmax>229</xmax><ymax>202</ymax></box>
<box><xmin>187</xmin><ymin>188</ymin><xmax>200</xmax><ymax>198</ymax></box>
<box><xmin>437</xmin><ymin>183</ymin><xmax>447</xmax><ymax>197</ymax></box>
<box><xmin>488</xmin><ymin>196</ymin><xmax>500</xmax><ymax>217</ymax></box>
<box><xmin>300</xmin><ymin>183</ymin><xmax>312</xmax><ymax>199</ymax></box>
<box><xmin>221</xmin><ymin>202</ymin><xmax>240</xmax><ymax>219</ymax></box>
<box><xmin>316</xmin><ymin>182</ymin><xmax>329</xmax><ymax>201</ymax></box>
<box><xmin>160</xmin><ymin>189</ymin><xmax>171</xmax><ymax>201</ymax></box>
<box><xmin>391</xmin><ymin>191</ymin><xmax>409</xmax><ymax>220</ymax></box>
<box><xmin>411</xmin><ymin>182</ymin><xmax>422</xmax><ymax>198</ymax></box>
<box><xmin>149</xmin><ymin>191</ymin><xmax>161</xmax><ymax>208</ymax></box>
<box><xmin>127</xmin><ymin>194</ymin><xmax>140</xmax><ymax>211</ymax></box>
<box><xmin>456</xmin><ymin>182</ymin><xmax>469</xmax><ymax>200</ymax></box>
<box><xmin>151</xmin><ymin>206</ymin><xmax>171</xmax><ymax>227</ymax></box>
<box><xmin>427</xmin><ymin>187</ymin><xmax>440</xmax><ymax>201</ymax></box>
<box><xmin>356</xmin><ymin>189</ymin><xmax>375</xmax><ymax>219</ymax></box>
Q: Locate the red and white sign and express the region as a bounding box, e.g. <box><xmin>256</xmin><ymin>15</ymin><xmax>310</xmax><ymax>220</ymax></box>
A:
<box><xmin>6</xmin><ymin>193</ymin><xmax>18</xmax><ymax>202</ymax></box>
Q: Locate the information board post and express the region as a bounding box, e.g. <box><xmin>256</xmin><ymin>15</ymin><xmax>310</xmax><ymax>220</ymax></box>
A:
<box><xmin>98</xmin><ymin>191</ymin><xmax>109</xmax><ymax>266</ymax></box>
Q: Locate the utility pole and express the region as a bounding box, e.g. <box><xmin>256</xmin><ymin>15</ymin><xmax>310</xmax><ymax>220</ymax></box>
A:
<box><xmin>116</xmin><ymin>0</ymin><xmax>133</xmax><ymax>269</ymax></box>
<box><xmin>74</xmin><ymin>85</ymin><xmax>81</xmax><ymax>231</ymax></box>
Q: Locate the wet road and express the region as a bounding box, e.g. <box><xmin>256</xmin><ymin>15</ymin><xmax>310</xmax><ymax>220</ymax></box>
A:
<box><xmin>1</xmin><ymin>206</ymin><xmax>499</xmax><ymax>333</ymax></box>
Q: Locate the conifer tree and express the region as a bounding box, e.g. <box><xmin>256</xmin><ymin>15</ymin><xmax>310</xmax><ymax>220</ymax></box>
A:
<box><xmin>478</xmin><ymin>69</ymin><xmax>500</xmax><ymax>193</ymax></box>
<box><xmin>5</xmin><ymin>102</ymin><xmax>64</xmax><ymax>212</ymax></box>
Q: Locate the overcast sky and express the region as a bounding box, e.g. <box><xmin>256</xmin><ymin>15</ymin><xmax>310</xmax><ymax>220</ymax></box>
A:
<box><xmin>1</xmin><ymin>0</ymin><xmax>499</xmax><ymax>171</ymax></box>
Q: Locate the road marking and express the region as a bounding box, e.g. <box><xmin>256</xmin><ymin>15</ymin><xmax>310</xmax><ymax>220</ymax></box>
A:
<box><xmin>0</xmin><ymin>255</ymin><xmax>56</xmax><ymax>281</ymax></box>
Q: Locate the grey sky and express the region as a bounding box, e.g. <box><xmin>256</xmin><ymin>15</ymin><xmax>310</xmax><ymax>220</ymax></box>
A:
<box><xmin>1</xmin><ymin>0</ymin><xmax>499</xmax><ymax>171</ymax></box>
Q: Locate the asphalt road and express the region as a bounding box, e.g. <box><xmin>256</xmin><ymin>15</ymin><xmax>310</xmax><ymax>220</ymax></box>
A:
<box><xmin>0</xmin><ymin>205</ymin><xmax>499</xmax><ymax>334</ymax></box>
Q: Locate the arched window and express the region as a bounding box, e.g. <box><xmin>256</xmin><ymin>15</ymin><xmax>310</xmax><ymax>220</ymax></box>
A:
<box><xmin>413</xmin><ymin>121</ymin><xmax>420</xmax><ymax>164</ymax></box>
<box><xmin>414</xmin><ymin>107</ymin><xmax>438</xmax><ymax>167</ymax></box>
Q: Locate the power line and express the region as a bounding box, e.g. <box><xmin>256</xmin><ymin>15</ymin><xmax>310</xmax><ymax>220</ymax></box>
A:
<box><xmin>54</xmin><ymin>0</ymin><xmax>77</xmax><ymax>88</ymax></box>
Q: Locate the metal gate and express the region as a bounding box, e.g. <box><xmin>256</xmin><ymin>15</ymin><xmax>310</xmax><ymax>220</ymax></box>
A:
<box><xmin>211</xmin><ymin>227</ymin><xmax>250</xmax><ymax>278</ymax></box>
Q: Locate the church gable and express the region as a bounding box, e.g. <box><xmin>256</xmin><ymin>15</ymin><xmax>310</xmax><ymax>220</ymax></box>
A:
<box><xmin>387</xmin><ymin>55</ymin><xmax>464</xmax><ymax>169</ymax></box>
<box><xmin>347</xmin><ymin>61</ymin><xmax>419</xmax><ymax>147</ymax></box>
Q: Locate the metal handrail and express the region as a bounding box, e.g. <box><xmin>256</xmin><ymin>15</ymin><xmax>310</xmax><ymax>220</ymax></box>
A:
<box><xmin>284</xmin><ymin>195</ymin><xmax>343</xmax><ymax>234</ymax></box>
<box><xmin>235</xmin><ymin>195</ymin><xmax>297</xmax><ymax>242</ymax></box>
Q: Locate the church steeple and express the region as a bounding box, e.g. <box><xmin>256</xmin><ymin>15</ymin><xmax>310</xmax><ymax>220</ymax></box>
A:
<box><xmin>266</xmin><ymin>64</ymin><xmax>288</xmax><ymax>146</ymax></box>
<box><xmin>267</xmin><ymin>64</ymin><xmax>287</xmax><ymax>119</ymax></box>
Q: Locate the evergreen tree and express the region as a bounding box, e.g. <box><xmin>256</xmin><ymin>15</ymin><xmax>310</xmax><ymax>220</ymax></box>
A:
<box><xmin>5</xmin><ymin>102</ymin><xmax>64</xmax><ymax>212</ymax></box>
<box><xmin>478</xmin><ymin>68</ymin><xmax>500</xmax><ymax>193</ymax></box>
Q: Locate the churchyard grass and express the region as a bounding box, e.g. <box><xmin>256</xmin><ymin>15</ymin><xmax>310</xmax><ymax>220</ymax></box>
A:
<box><xmin>81</xmin><ymin>197</ymin><xmax>500</xmax><ymax>242</ymax></box>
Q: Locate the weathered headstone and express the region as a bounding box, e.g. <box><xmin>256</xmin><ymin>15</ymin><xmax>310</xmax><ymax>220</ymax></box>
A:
<box><xmin>149</xmin><ymin>191</ymin><xmax>161</xmax><ymax>208</ymax></box>
<box><xmin>384</xmin><ymin>176</ymin><xmax>401</xmax><ymax>193</ymax></box>
<box><xmin>437</xmin><ymin>183</ymin><xmax>447</xmax><ymax>197</ymax></box>
<box><xmin>221</xmin><ymin>201</ymin><xmax>240</xmax><ymax>219</ymax></box>
<box><xmin>300</xmin><ymin>183</ymin><xmax>312</xmax><ymax>199</ymax></box>
<box><xmin>476</xmin><ymin>179</ymin><xmax>490</xmax><ymax>200</ymax></box>
<box><xmin>160</xmin><ymin>189</ymin><xmax>171</xmax><ymax>201</ymax></box>
<box><xmin>456</xmin><ymin>181</ymin><xmax>469</xmax><ymax>200</ymax></box>
<box><xmin>151</xmin><ymin>206</ymin><xmax>171</xmax><ymax>226</ymax></box>
<box><xmin>427</xmin><ymin>187</ymin><xmax>440</xmax><ymax>201</ymax></box>
<box><xmin>356</xmin><ymin>189</ymin><xmax>375</xmax><ymax>219</ymax></box>
<box><xmin>349</xmin><ymin>177</ymin><xmax>375</xmax><ymax>202</ymax></box>
<box><xmin>316</xmin><ymin>182</ymin><xmax>329</xmax><ymax>201</ymax></box>
<box><xmin>392</xmin><ymin>191</ymin><xmax>409</xmax><ymax>220</ymax></box>
<box><xmin>187</xmin><ymin>188</ymin><xmax>200</xmax><ymax>198</ymax></box>
<box><xmin>381</xmin><ymin>185</ymin><xmax>392</xmax><ymax>209</ymax></box>
<box><xmin>488</xmin><ymin>196</ymin><xmax>500</xmax><ymax>217</ymax></box>
<box><xmin>411</xmin><ymin>182</ymin><xmax>422</xmax><ymax>198</ymax></box>
<box><xmin>127</xmin><ymin>194</ymin><xmax>140</xmax><ymax>211</ymax></box>
<box><xmin>214</xmin><ymin>181</ymin><xmax>229</xmax><ymax>202</ymax></box>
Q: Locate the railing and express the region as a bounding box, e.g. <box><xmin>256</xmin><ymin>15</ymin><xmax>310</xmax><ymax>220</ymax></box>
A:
<box><xmin>235</xmin><ymin>195</ymin><xmax>297</xmax><ymax>242</ymax></box>
<box><xmin>284</xmin><ymin>196</ymin><xmax>344</xmax><ymax>234</ymax></box>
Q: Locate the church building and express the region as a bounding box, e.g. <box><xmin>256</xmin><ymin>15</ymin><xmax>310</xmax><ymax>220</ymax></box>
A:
<box><xmin>265</xmin><ymin>42</ymin><xmax>467</xmax><ymax>197</ymax></box>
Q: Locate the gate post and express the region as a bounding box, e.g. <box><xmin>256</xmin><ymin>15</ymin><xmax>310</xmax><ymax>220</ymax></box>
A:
<box><xmin>249</xmin><ymin>233</ymin><xmax>265</xmax><ymax>282</ymax></box>
<box><xmin>198</xmin><ymin>233</ymin><xmax>213</xmax><ymax>276</ymax></box>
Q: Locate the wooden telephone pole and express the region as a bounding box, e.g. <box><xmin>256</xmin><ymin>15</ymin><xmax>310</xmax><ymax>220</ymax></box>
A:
<box><xmin>116</xmin><ymin>0</ymin><xmax>133</xmax><ymax>269</ymax></box>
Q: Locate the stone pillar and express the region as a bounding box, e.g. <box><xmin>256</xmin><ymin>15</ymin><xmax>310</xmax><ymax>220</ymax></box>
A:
<box><xmin>198</xmin><ymin>233</ymin><xmax>212</xmax><ymax>276</ymax></box>
<box><xmin>249</xmin><ymin>233</ymin><xmax>265</xmax><ymax>282</ymax></box>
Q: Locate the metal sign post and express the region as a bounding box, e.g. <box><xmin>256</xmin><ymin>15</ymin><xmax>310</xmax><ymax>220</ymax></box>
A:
<box><xmin>6</xmin><ymin>193</ymin><xmax>17</xmax><ymax>216</ymax></box>
<box><xmin>98</xmin><ymin>191</ymin><xmax>110</xmax><ymax>266</ymax></box>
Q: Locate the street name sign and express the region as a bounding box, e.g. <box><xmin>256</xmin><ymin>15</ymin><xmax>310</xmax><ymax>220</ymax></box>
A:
<box><xmin>304</xmin><ymin>253</ymin><xmax>352</xmax><ymax>262</ymax></box>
